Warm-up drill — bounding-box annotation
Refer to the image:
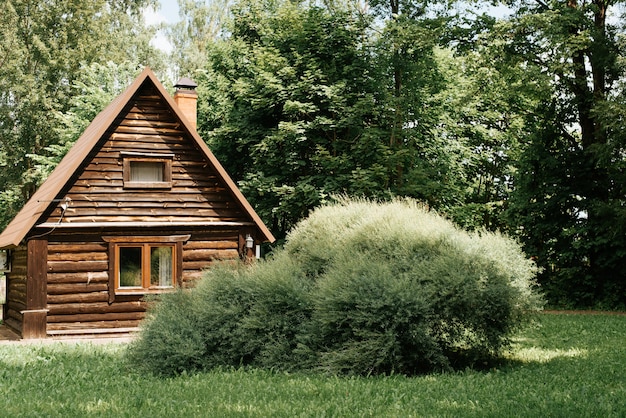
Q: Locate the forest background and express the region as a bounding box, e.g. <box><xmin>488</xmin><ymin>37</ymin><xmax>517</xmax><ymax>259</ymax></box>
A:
<box><xmin>1</xmin><ymin>0</ymin><xmax>625</xmax><ymax>309</ymax></box>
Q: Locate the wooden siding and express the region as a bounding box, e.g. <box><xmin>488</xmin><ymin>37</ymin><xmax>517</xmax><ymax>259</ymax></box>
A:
<box><xmin>43</xmin><ymin>229</ymin><xmax>241</xmax><ymax>335</ymax></box>
<box><xmin>47</xmin><ymin>238</ymin><xmax>117</xmax><ymax>333</ymax></box>
<box><xmin>23</xmin><ymin>239</ymin><xmax>48</xmax><ymax>338</ymax></box>
<box><xmin>0</xmin><ymin>67</ymin><xmax>274</xmax><ymax>250</ymax></box>
<box><xmin>45</xmin><ymin>233</ymin><xmax>142</xmax><ymax>334</ymax></box>
<box><xmin>42</xmin><ymin>83</ymin><xmax>248</xmax><ymax>226</ymax></box>
<box><xmin>4</xmin><ymin>247</ymin><xmax>27</xmax><ymax>334</ymax></box>
<box><xmin>182</xmin><ymin>230</ymin><xmax>241</xmax><ymax>283</ymax></box>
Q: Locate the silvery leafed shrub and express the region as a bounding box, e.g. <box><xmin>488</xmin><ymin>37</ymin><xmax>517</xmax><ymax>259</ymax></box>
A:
<box><xmin>129</xmin><ymin>198</ymin><xmax>542</xmax><ymax>376</ymax></box>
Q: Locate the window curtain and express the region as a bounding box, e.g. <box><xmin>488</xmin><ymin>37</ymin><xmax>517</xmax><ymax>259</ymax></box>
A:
<box><xmin>130</xmin><ymin>162</ymin><xmax>163</xmax><ymax>182</ymax></box>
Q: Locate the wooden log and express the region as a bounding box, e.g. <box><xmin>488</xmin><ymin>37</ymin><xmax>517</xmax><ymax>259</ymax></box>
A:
<box><xmin>47</xmin><ymin>312</ymin><xmax>145</xmax><ymax>325</ymax></box>
<box><xmin>4</xmin><ymin>317</ymin><xmax>22</xmax><ymax>334</ymax></box>
<box><xmin>183</xmin><ymin>249</ymin><xmax>238</xmax><ymax>261</ymax></box>
<box><xmin>47</xmin><ymin>261</ymin><xmax>108</xmax><ymax>273</ymax></box>
<box><xmin>57</xmin><ymin>207</ymin><xmax>242</xmax><ymax>217</ymax></box>
<box><xmin>9</xmin><ymin>270</ymin><xmax>27</xmax><ymax>279</ymax></box>
<box><xmin>6</xmin><ymin>306</ymin><xmax>24</xmax><ymax>322</ymax></box>
<box><xmin>64</xmin><ymin>192</ymin><xmax>228</xmax><ymax>203</ymax></box>
<box><xmin>47</xmin><ymin>301</ymin><xmax>145</xmax><ymax>315</ymax></box>
<box><xmin>48</xmin><ymin>243</ymin><xmax>107</xmax><ymax>253</ymax></box>
<box><xmin>7</xmin><ymin>277</ymin><xmax>26</xmax><ymax>288</ymax></box>
<box><xmin>12</xmin><ymin>248</ymin><xmax>28</xmax><ymax>256</ymax></box>
<box><xmin>184</xmin><ymin>240</ymin><xmax>238</xmax><ymax>250</ymax></box>
<box><xmin>7</xmin><ymin>287</ymin><xmax>26</xmax><ymax>303</ymax></box>
<box><xmin>125</xmin><ymin>105</ymin><xmax>172</xmax><ymax>115</ymax></box>
<box><xmin>50</xmin><ymin>216</ymin><xmax>246</xmax><ymax>224</ymax></box>
<box><xmin>73</xmin><ymin>178</ymin><xmax>124</xmax><ymax>187</ymax></box>
<box><xmin>47</xmin><ymin>252</ymin><xmax>107</xmax><ymax>262</ymax></box>
<box><xmin>106</xmin><ymin>140</ymin><xmax>185</xmax><ymax>151</ymax></box>
<box><xmin>8</xmin><ymin>266</ymin><xmax>27</xmax><ymax>275</ymax></box>
<box><xmin>112</xmin><ymin>125</ymin><xmax>184</xmax><ymax>135</ymax></box>
<box><xmin>117</xmin><ymin>119</ymin><xmax>181</xmax><ymax>129</ymax></box>
<box><xmin>183</xmin><ymin>261</ymin><xmax>223</xmax><ymax>270</ymax></box>
<box><xmin>47</xmin><ymin>233</ymin><xmax>107</xmax><ymax>243</ymax></box>
<box><xmin>66</xmin><ymin>185</ymin><xmax>227</xmax><ymax>194</ymax></box>
<box><xmin>8</xmin><ymin>289</ymin><xmax>26</xmax><ymax>303</ymax></box>
<box><xmin>123</xmin><ymin>108</ymin><xmax>172</xmax><ymax>119</ymax></box>
<box><xmin>182</xmin><ymin>270</ymin><xmax>205</xmax><ymax>281</ymax></box>
<box><xmin>47</xmin><ymin>283</ymin><xmax>109</xmax><ymax>296</ymax></box>
<box><xmin>47</xmin><ymin>271</ymin><xmax>109</xmax><ymax>284</ymax></box>
<box><xmin>70</xmin><ymin>178</ymin><xmax>229</xmax><ymax>190</ymax></box>
<box><xmin>187</xmin><ymin>231</ymin><xmax>240</xmax><ymax>241</ymax></box>
<box><xmin>47</xmin><ymin>292</ymin><xmax>109</xmax><ymax>304</ymax></box>
<box><xmin>8</xmin><ymin>277</ymin><xmax>26</xmax><ymax>287</ymax></box>
<box><xmin>81</xmin><ymin>162</ymin><xmax>121</xmax><ymax>172</ymax></box>
<box><xmin>7</xmin><ymin>265</ymin><xmax>27</xmax><ymax>276</ymax></box>
<box><xmin>63</xmin><ymin>199</ymin><xmax>234</xmax><ymax>210</ymax></box>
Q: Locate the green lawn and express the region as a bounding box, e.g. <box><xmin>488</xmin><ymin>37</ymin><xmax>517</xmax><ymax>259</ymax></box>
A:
<box><xmin>0</xmin><ymin>313</ymin><xmax>624</xmax><ymax>417</ymax></box>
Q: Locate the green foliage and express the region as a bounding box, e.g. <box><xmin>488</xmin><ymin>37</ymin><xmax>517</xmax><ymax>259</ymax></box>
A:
<box><xmin>27</xmin><ymin>61</ymin><xmax>143</xmax><ymax>185</ymax></box>
<box><xmin>199</xmin><ymin>1</ymin><xmax>452</xmax><ymax>239</ymax></box>
<box><xmin>129</xmin><ymin>256</ymin><xmax>313</xmax><ymax>375</ymax></box>
<box><xmin>432</xmin><ymin>45</ymin><xmax>536</xmax><ymax>231</ymax></box>
<box><xmin>127</xmin><ymin>290</ymin><xmax>208</xmax><ymax>375</ymax></box>
<box><xmin>491</xmin><ymin>0</ymin><xmax>626</xmax><ymax>308</ymax></box>
<box><xmin>288</xmin><ymin>198</ymin><xmax>542</xmax><ymax>374</ymax></box>
<box><xmin>186</xmin><ymin>0</ymin><xmax>626</xmax><ymax>308</ymax></box>
<box><xmin>130</xmin><ymin>198</ymin><xmax>541</xmax><ymax>376</ymax></box>
<box><xmin>166</xmin><ymin>0</ymin><xmax>231</xmax><ymax>76</ymax></box>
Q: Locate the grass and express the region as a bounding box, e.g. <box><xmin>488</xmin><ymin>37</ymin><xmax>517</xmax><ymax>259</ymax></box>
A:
<box><xmin>0</xmin><ymin>313</ymin><xmax>624</xmax><ymax>417</ymax></box>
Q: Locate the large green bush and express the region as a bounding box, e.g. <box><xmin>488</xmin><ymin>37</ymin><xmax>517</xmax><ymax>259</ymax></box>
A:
<box><xmin>128</xmin><ymin>198</ymin><xmax>542</xmax><ymax>376</ymax></box>
<box><xmin>128</xmin><ymin>256</ymin><xmax>312</xmax><ymax>375</ymax></box>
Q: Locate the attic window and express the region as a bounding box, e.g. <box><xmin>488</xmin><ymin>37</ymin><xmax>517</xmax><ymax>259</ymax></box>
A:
<box><xmin>122</xmin><ymin>153</ymin><xmax>173</xmax><ymax>189</ymax></box>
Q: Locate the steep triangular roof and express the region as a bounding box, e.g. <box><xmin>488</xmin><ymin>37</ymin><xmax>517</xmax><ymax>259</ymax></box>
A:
<box><xmin>0</xmin><ymin>67</ymin><xmax>274</xmax><ymax>248</ymax></box>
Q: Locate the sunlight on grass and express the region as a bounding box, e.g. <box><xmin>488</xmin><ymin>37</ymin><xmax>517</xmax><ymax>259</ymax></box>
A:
<box><xmin>509</xmin><ymin>346</ymin><xmax>588</xmax><ymax>363</ymax></box>
<box><xmin>0</xmin><ymin>342</ymin><xmax>125</xmax><ymax>367</ymax></box>
<box><xmin>81</xmin><ymin>399</ymin><xmax>115</xmax><ymax>414</ymax></box>
<box><xmin>435</xmin><ymin>398</ymin><xmax>481</xmax><ymax>412</ymax></box>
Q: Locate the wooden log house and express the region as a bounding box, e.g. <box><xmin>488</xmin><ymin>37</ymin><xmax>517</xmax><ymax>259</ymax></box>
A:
<box><xmin>0</xmin><ymin>68</ymin><xmax>275</xmax><ymax>339</ymax></box>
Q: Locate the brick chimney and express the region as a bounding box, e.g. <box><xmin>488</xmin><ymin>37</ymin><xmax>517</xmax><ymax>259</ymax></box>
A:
<box><xmin>173</xmin><ymin>77</ymin><xmax>198</xmax><ymax>131</ymax></box>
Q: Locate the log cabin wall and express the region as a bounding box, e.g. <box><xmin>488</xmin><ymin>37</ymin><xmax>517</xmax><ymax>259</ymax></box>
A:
<box><xmin>4</xmin><ymin>246</ymin><xmax>27</xmax><ymax>334</ymax></box>
<box><xmin>23</xmin><ymin>239</ymin><xmax>48</xmax><ymax>338</ymax></box>
<box><xmin>182</xmin><ymin>229</ymin><xmax>241</xmax><ymax>283</ymax></box>
<box><xmin>46</xmin><ymin>232</ymin><xmax>129</xmax><ymax>335</ymax></box>
<box><xmin>44</xmin><ymin>228</ymin><xmax>242</xmax><ymax>336</ymax></box>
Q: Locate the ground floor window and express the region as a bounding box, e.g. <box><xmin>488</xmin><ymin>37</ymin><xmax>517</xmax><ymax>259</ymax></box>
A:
<box><xmin>103</xmin><ymin>235</ymin><xmax>189</xmax><ymax>300</ymax></box>
<box><xmin>118</xmin><ymin>244</ymin><xmax>174</xmax><ymax>290</ymax></box>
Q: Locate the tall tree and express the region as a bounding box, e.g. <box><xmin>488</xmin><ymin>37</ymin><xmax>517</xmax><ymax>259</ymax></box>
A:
<box><xmin>198</xmin><ymin>0</ymin><xmax>452</xmax><ymax>239</ymax></box>
<box><xmin>167</xmin><ymin>0</ymin><xmax>231</xmax><ymax>77</ymax></box>
<box><xmin>201</xmin><ymin>2</ymin><xmax>381</xmax><ymax>238</ymax></box>
<box><xmin>482</xmin><ymin>0</ymin><xmax>626</xmax><ymax>307</ymax></box>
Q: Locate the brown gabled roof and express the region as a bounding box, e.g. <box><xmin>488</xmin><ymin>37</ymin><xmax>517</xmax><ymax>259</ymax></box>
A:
<box><xmin>0</xmin><ymin>67</ymin><xmax>275</xmax><ymax>248</ymax></box>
